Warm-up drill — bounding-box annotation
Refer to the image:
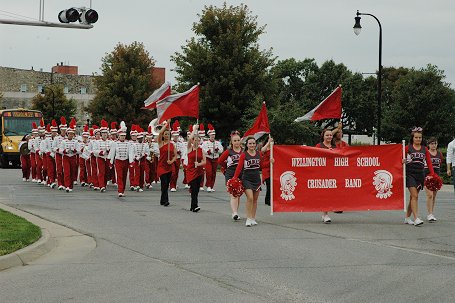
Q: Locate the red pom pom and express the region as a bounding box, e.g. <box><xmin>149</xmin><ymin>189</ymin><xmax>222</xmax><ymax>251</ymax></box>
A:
<box><xmin>425</xmin><ymin>173</ymin><xmax>443</xmax><ymax>191</ymax></box>
<box><xmin>226</xmin><ymin>177</ymin><xmax>245</xmax><ymax>197</ymax></box>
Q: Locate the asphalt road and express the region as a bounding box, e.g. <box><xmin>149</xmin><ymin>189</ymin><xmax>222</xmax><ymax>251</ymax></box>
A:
<box><xmin>1</xmin><ymin>169</ymin><xmax>455</xmax><ymax>303</ymax></box>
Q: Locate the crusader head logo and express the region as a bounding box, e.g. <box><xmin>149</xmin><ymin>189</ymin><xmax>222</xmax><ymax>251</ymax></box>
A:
<box><xmin>373</xmin><ymin>170</ymin><xmax>393</xmax><ymax>199</ymax></box>
<box><xmin>280</xmin><ymin>171</ymin><xmax>297</xmax><ymax>201</ymax></box>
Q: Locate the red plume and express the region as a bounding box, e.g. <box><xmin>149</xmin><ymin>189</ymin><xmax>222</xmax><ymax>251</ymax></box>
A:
<box><xmin>110</xmin><ymin>122</ymin><xmax>117</xmax><ymax>129</ymax></box>
<box><xmin>92</xmin><ymin>125</ymin><xmax>99</xmax><ymax>130</ymax></box>
<box><xmin>101</xmin><ymin>119</ymin><xmax>108</xmax><ymax>128</ymax></box>
<box><xmin>60</xmin><ymin>116</ymin><xmax>66</xmax><ymax>125</ymax></box>
<box><xmin>148</xmin><ymin>126</ymin><xmax>152</xmax><ymax>133</ymax></box>
<box><xmin>84</xmin><ymin>124</ymin><xmax>89</xmax><ymax>132</ymax></box>
<box><xmin>174</xmin><ymin>120</ymin><xmax>180</xmax><ymax>128</ymax></box>
<box><xmin>70</xmin><ymin>118</ymin><xmax>77</xmax><ymax>128</ymax></box>
<box><xmin>40</xmin><ymin>118</ymin><xmax>44</xmax><ymax>127</ymax></box>
<box><xmin>188</xmin><ymin>125</ymin><xmax>193</xmax><ymax>132</ymax></box>
<box><xmin>46</xmin><ymin>124</ymin><xmax>51</xmax><ymax>132</ymax></box>
<box><xmin>32</xmin><ymin>122</ymin><xmax>37</xmax><ymax>129</ymax></box>
<box><xmin>199</xmin><ymin>123</ymin><xmax>204</xmax><ymax>131</ymax></box>
<box><xmin>89</xmin><ymin>128</ymin><xmax>94</xmax><ymax>136</ymax></box>
<box><xmin>172</xmin><ymin>122</ymin><xmax>178</xmax><ymax>132</ymax></box>
<box><xmin>51</xmin><ymin>119</ymin><xmax>57</xmax><ymax>127</ymax></box>
<box><xmin>208</xmin><ymin>123</ymin><xmax>214</xmax><ymax>131</ymax></box>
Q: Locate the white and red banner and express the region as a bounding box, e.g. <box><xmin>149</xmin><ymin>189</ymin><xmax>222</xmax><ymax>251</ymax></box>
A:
<box><xmin>143</xmin><ymin>82</ymin><xmax>172</xmax><ymax>110</ymax></box>
<box><xmin>294</xmin><ymin>86</ymin><xmax>342</xmax><ymax>122</ymax></box>
<box><xmin>156</xmin><ymin>84</ymin><xmax>200</xmax><ymax>123</ymax></box>
<box><xmin>272</xmin><ymin>144</ymin><xmax>404</xmax><ymax>212</ymax></box>
<box><xmin>242</xmin><ymin>102</ymin><xmax>270</xmax><ymax>141</ymax></box>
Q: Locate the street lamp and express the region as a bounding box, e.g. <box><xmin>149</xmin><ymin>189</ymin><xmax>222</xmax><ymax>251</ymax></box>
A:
<box><xmin>353</xmin><ymin>10</ymin><xmax>382</xmax><ymax>145</ymax></box>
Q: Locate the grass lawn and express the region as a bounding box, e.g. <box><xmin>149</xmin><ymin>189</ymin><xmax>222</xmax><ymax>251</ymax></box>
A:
<box><xmin>0</xmin><ymin>209</ymin><xmax>41</xmax><ymax>256</ymax></box>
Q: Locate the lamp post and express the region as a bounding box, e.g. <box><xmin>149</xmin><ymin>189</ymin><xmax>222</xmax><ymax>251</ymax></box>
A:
<box><xmin>353</xmin><ymin>10</ymin><xmax>382</xmax><ymax>145</ymax></box>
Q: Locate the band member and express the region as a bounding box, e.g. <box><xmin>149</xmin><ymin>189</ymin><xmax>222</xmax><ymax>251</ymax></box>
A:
<box><xmin>89</xmin><ymin>125</ymin><xmax>101</xmax><ymax>190</ymax></box>
<box><xmin>35</xmin><ymin>119</ymin><xmax>46</xmax><ymax>184</ymax></box>
<box><xmin>233</xmin><ymin>136</ymin><xmax>265</xmax><ymax>227</ymax></box>
<box><xmin>182</xmin><ymin>125</ymin><xmax>193</xmax><ymax>189</ymax></box>
<box><xmin>108</xmin><ymin>122</ymin><xmax>132</xmax><ymax>197</ymax></box>
<box><xmin>78</xmin><ymin>125</ymin><xmax>91</xmax><ymax>187</ymax></box>
<box><xmin>94</xmin><ymin>119</ymin><xmax>111</xmax><ymax>192</ymax></box>
<box><xmin>129</xmin><ymin>127</ymin><xmax>150</xmax><ymax>192</ymax></box>
<box><xmin>60</xmin><ymin>119</ymin><xmax>79</xmax><ymax>193</ymax></box>
<box><xmin>157</xmin><ymin>121</ymin><xmax>177</xmax><ymax>206</ymax></box>
<box><xmin>48</xmin><ymin>120</ymin><xmax>59</xmax><ymax>188</ymax></box>
<box><xmin>404</xmin><ymin>127</ymin><xmax>435</xmax><ymax>226</ymax></box>
<box><xmin>108</xmin><ymin>122</ymin><xmax>118</xmax><ymax>186</ymax></box>
<box><xmin>198</xmin><ymin>123</ymin><xmax>206</xmax><ymax>191</ymax></box>
<box><xmin>40</xmin><ymin>124</ymin><xmax>55</xmax><ymax>188</ymax></box>
<box><xmin>170</xmin><ymin>120</ymin><xmax>185</xmax><ymax>192</ymax></box>
<box><xmin>29</xmin><ymin>123</ymin><xmax>38</xmax><ymax>182</ymax></box>
<box><xmin>186</xmin><ymin>125</ymin><xmax>206</xmax><ymax>212</ymax></box>
<box><xmin>144</xmin><ymin>126</ymin><xmax>158</xmax><ymax>189</ymax></box>
<box><xmin>260</xmin><ymin>135</ymin><xmax>273</xmax><ymax>206</ymax></box>
<box><xmin>128</xmin><ymin>124</ymin><xmax>138</xmax><ymax>190</ymax></box>
<box><xmin>316</xmin><ymin>128</ymin><xmax>336</xmax><ymax>223</ymax></box>
<box><xmin>39</xmin><ymin>124</ymin><xmax>51</xmax><ymax>186</ymax></box>
<box><xmin>19</xmin><ymin>134</ymin><xmax>31</xmax><ymax>181</ymax></box>
<box><xmin>202</xmin><ymin>123</ymin><xmax>223</xmax><ymax>192</ymax></box>
<box><xmin>424</xmin><ymin>137</ymin><xmax>443</xmax><ymax>222</ymax></box>
<box><xmin>218</xmin><ymin>130</ymin><xmax>243</xmax><ymax>221</ymax></box>
<box><xmin>54</xmin><ymin>117</ymin><xmax>67</xmax><ymax>190</ymax></box>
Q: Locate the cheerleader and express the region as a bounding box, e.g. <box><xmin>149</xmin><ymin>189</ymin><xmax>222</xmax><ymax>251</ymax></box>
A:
<box><xmin>404</xmin><ymin>127</ymin><xmax>435</xmax><ymax>226</ymax></box>
<box><xmin>316</xmin><ymin>128</ymin><xmax>336</xmax><ymax>223</ymax></box>
<box><xmin>424</xmin><ymin>137</ymin><xmax>443</xmax><ymax>222</ymax></box>
<box><xmin>233</xmin><ymin>136</ymin><xmax>265</xmax><ymax>227</ymax></box>
<box><xmin>186</xmin><ymin>126</ymin><xmax>206</xmax><ymax>212</ymax></box>
<box><xmin>157</xmin><ymin>121</ymin><xmax>177</xmax><ymax>206</ymax></box>
<box><xmin>218</xmin><ymin>130</ymin><xmax>243</xmax><ymax>221</ymax></box>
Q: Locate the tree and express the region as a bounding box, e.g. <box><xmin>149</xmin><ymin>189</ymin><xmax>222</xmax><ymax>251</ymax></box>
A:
<box><xmin>171</xmin><ymin>3</ymin><xmax>275</xmax><ymax>139</ymax></box>
<box><xmin>382</xmin><ymin>65</ymin><xmax>455</xmax><ymax>145</ymax></box>
<box><xmin>88</xmin><ymin>42</ymin><xmax>156</xmax><ymax>127</ymax></box>
<box><xmin>31</xmin><ymin>84</ymin><xmax>77</xmax><ymax>123</ymax></box>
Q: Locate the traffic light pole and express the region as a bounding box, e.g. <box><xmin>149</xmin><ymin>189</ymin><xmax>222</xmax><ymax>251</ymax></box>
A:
<box><xmin>0</xmin><ymin>19</ymin><xmax>93</xmax><ymax>29</ymax></box>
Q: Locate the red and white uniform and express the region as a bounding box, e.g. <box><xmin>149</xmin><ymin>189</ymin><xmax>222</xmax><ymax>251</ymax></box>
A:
<box><xmin>78</xmin><ymin>140</ymin><xmax>91</xmax><ymax>185</ymax></box>
<box><xmin>129</xmin><ymin>141</ymin><xmax>150</xmax><ymax>189</ymax></box>
<box><xmin>93</xmin><ymin>138</ymin><xmax>111</xmax><ymax>189</ymax></box>
<box><xmin>170</xmin><ymin>138</ymin><xmax>186</xmax><ymax>190</ymax></box>
<box><xmin>108</xmin><ymin>140</ymin><xmax>132</xmax><ymax>194</ymax></box>
<box><xmin>53</xmin><ymin>134</ymin><xmax>66</xmax><ymax>187</ymax></box>
<box><xmin>88</xmin><ymin>138</ymin><xmax>100</xmax><ymax>188</ymax></box>
<box><xmin>33</xmin><ymin>136</ymin><xmax>44</xmax><ymax>182</ymax></box>
<box><xmin>41</xmin><ymin>136</ymin><xmax>55</xmax><ymax>185</ymax></box>
<box><xmin>28</xmin><ymin>137</ymin><xmax>37</xmax><ymax>180</ymax></box>
<box><xmin>201</xmin><ymin>139</ymin><xmax>223</xmax><ymax>190</ymax></box>
<box><xmin>59</xmin><ymin>138</ymin><xmax>79</xmax><ymax>189</ymax></box>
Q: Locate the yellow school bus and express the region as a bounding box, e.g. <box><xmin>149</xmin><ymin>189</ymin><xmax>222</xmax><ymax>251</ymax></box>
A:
<box><xmin>0</xmin><ymin>108</ymin><xmax>43</xmax><ymax>168</ymax></box>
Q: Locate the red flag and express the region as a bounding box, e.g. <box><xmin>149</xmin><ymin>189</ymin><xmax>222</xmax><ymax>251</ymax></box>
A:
<box><xmin>143</xmin><ymin>82</ymin><xmax>172</xmax><ymax>110</ymax></box>
<box><xmin>295</xmin><ymin>86</ymin><xmax>342</xmax><ymax>122</ymax></box>
<box><xmin>156</xmin><ymin>85</ymin><xmax>199</xmax><ymax>124</ymax></box>
<box><xmin>242</xmin><ymin>102</ymin><xmax>270</xmax><ymax>140</ymax></box>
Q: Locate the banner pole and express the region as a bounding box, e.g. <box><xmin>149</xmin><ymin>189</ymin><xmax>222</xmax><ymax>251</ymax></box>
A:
<box><xmin>402</xmin><ymin>140</ymin><xmax>406</xmax><ymax>212</ymax></box>
<box><xmin>270</xmin><ymin>138</ymin><xmax>274</xmax><ymax>216</ymax></box>
<box><xmin>195</xmin><ymin>119</ymin><xmax>199</xmax><ymax>166</ymax></box>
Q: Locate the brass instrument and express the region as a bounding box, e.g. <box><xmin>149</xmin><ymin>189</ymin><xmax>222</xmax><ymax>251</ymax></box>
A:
<box><xmin>19</xmin><ymin>143</ymin><xmax>30</xmax><ymax>156</ymax></box>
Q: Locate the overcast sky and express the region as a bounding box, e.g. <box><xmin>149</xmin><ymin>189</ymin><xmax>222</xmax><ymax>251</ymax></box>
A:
<box><xmin>1</xmin><ymin>0</ymin><xmax>454</xmax><ymax>88</ymax></box>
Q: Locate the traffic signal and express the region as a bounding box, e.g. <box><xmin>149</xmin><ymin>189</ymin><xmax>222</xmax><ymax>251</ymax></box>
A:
<box><xmin>58</xmin><ymin>7</ymin><xmax>98</xmax><ymax>25</ymax></box>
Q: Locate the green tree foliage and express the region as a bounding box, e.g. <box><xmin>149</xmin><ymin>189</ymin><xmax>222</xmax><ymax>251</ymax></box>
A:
<box><xmin>382</xmin><ymin>65</ymin><xmax>455</xmax><ymax>145</ymax></box>
<box><xmin>88</xmin><ymin>42</ymin><xmax>156</xmax><ymax>127</ymax></box>
<box><xmin>31</xmin><ymin>84</ymin><xmax>77</xmax><ymax>123</ymax></box>
<box><xmin>172</xmin><ymin>3</ymin><xmax>275</xmax><ymax>139</ymax></box>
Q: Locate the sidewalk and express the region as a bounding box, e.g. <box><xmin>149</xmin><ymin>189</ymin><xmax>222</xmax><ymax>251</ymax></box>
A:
<box><xmin>0</xmin><ymin>203</ymin><xmax>95</xmax><ymax>271</ymax></box>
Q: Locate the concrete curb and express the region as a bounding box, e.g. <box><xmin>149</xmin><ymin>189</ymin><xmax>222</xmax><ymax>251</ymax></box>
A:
<box><xmin>0</xmin><ymin>203</ymin><xmax>95</xmax><ymax>271</ymax></box>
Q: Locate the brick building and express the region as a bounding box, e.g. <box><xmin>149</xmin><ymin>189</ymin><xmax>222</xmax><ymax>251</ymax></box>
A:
<box><xmin>0</xmin><ymin>64</ymin><xmax>166</xmax><ymax>122</ymax></box>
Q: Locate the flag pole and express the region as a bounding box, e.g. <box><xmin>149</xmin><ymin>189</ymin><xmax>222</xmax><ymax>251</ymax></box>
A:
<box><xmin>195</xmin><ymin>119</ymin><xmax>199</xmax><ymax>167</ymax></box>
<box><xmin>402</xmin><ymin>140</ymin><xmax>406</xmax><ymax>212</ymax></box>
<box><xmin>270</xmin><ymin>135</ymin><xmax>274</xmax><ymax>216</ymax></box>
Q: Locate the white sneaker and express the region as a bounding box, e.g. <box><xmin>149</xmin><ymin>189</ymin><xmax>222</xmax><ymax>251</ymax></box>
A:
<box><xmin>427</xmin><ymin>214</ymin><xmax>437</xmax><ymax>222</ymax></box>
<box><xmin>50</xmin><ymin>183</ymin><xmax>56</xmax><ymax>189</ymax></box>
<box><xmin>414</xmin><ymin>218</ymin><xmax>424</xmax><ymax>226</ymax></box>
<box><xmin>58</xmin><ymin>185</ymin><xmax>64</xmax><ymax>190</ymax></box>
<box><xmin>107</xmin><ymin>180</ymin><xmax>111</xmax><ymax>185</ymax></box>
<box><xmin>251</xmin><ymin>219</ymin><xmax>258</xmax><ymax>226</ymax></box>
<box><xmin>100</xmin><ymin>187</ymin><xmax>106</xmax><ymax>193</ymax></box>
<box><xmin>22</xmin><ymin>178</ymin><xmax>26</xmax><ymax>182</ymax></box>
<box><xmin>207</xmin><ymin>187</ymin><xmax>212</xmax><ymax>192</ymax></box>
<box><xmin>232</xmin><ymin>214</ymin><xmax>240</xmax><ymax>221</ymax></box>
<box><xmin>152</xmin><ymin>181</ymin><xmax>156</xmax><ymax>184</ymax></box>
<box><xmin>200</xmin><ymin>187</ymin><xmax>205</xmax><ymax>191</ymax></box>
<box><xmin>32</xmin><ymin>179</ymin><xmax>36</xmax><ymax>183</ymax></box>
<box><xmin>73</xmin><ymin>181</ymin><xmax>78</xmax><ymax>185</ymax></box>
<box><xmin>245</xmin><ymin>218</ymin><xmax>252</xmax><ymax>227</ymax></box>
<box><xmin>41</xmin><ymin>180</ymin><xmax>46</xmax><ymax>185</ymax></box>
<box><xmin>404</xmin><ymin>217</ymin><xmax>414</xmax><ymax>225</ymax></box>
<box><xmin>118</xmin><ymin>193</ymin><xmax>124</xmax><ymax>197</ymax></box>
<box><xmin>170</xmin><ymin>188</ymin><xmax>177</xmax><ymax>192</ymax></box>
<box><xmin>322</xmin><ymin>215</ymin><xmax>331</xmax><ymax>224</ymax></box>
<box><xmin>184</xmin><ymin>184</ymin><xmax>190</xmax><ymax>189</ymax></box>
<box><xmin>138</xmin><ymin>188</ymin><xmax>144</xmax><ymax>192</ymax></box>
